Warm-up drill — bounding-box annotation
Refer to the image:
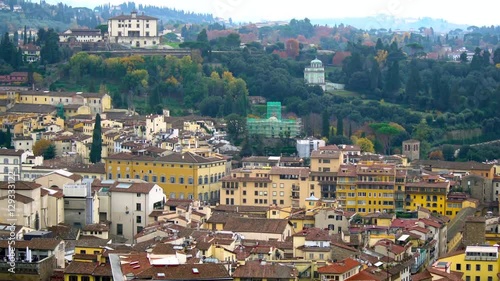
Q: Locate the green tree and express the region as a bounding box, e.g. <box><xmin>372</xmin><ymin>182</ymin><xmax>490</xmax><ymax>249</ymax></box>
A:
<box><xmin>370</xmin><ymin>122</ymin><xmax>405</xmax><ymax>154</ymax></box>
<box><xmin>405</xmin><ymin>59</ymin><xmax>421</xmax><ymax>103</ymax></box>
<box><xmin>336</xmin><ymin>115</ymin><xmax>344</xmax><ymax>136</ymax></box>
<box><xmin>43</xmin><ymin>144</ymin><xmax>56</xmax><ymax>160</ymax></box>
<box><xmin>459</xmin><ymin>51</ymin><xmax>468</xmax><ymax>63</ymax></box>
<box><xmin>321</xmin><ymin>110</ymin><xmax>330</xmax><ymax>138</ymax></box>
<box><xmin>442</xmin><ymin>144</ymin><xmax>455</xmax><ymax>161</ymax></box>
<box><xmin>470</xmin><ymin>47</ymin><xmax>483</xmax><ymax>71</ymax></box>
<box><xmin>39</xmin><ymin>28</ymin><xmax>60</xmax><ymax>64</ymax></box>
<box><xmin>197</xmin><ymin>29</ymin><xmax>208</xmax><ymax>43</ymax></box>
<box><xmin>33</xmin><ymin>139</ymin><xmax>53</xmax><ymax>156</ymax></box>
<box><xmin>493</xmin><ymin>48</ymin><xmax>500</xmax><ymax>65</ymax></box>
<box><xmin>89</xmin><ymin>114</ymin><xmax>102</xmax><ymax>163</ymax></box>
<box><xmin>356</xmin><ymin>137</ymin><xmax>375</xmax><ymax>153</ymax></box>
<box><xmin>412</xmin><ymin>119</ymin><xmax>432</xmax><ymax>141</ymax></box>
<box><xmin>225</xmin><ymin>113</ymin><xmax>246</xmax><ymax>145</ymax></box>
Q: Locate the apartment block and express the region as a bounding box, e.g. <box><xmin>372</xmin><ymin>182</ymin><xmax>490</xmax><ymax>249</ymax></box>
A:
<box><xmin>220</xmin><ymin>166</ymin><xmax>319</xmax><ymax>209</ymax></box>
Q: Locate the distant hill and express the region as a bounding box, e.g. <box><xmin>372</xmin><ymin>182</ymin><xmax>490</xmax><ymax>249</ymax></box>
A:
<box><xmin>0</xmin><ymin>1</ymin><xmax>213</xmax><ymax>34</ymax></box>
<box><xmin>93</xmin><ymin>2</ymin><xmax>214</xmax><ymax>24</ymax></box>
<box><xmin>312</xmin><ymin>15</ymin><xmax>469</xmax><ymax>33</ymax></box>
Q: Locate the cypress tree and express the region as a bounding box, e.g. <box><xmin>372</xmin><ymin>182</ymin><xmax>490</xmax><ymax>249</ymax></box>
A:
<box><xmin>89</xmin><ymin>114</ymin><xmax>102</xmax><ymax>163</ymax></box>
<box><xmin>321</xmin><ymin>110</ymin><xmax>330</xmax><ymax>138</ymax></box>
<box><xmin>336</xmin><ymin>115</ymin><xmax>344</xmax><ymax>136</ymax></box>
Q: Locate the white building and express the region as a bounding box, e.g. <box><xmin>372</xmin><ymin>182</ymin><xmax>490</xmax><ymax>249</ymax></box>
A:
<box><xmin>108</xmin><ymin>11</ymin><xmax>160</xmax><ymax>47</ymax></box>
<box><xmin>13</xmin><ymin>136</ymin><xmax>34</xmax><ymax>151</ymax></box>
<box><xmin>145</xmin><ymin>114</ymin><xmax>169</xmax><ymax>141</ymax></box>
<box><xmin>59</xmin><ymin>29</ymin><xmax>102</xmax><ymax>43</ymax></box>
<box><xmin>304</xmin><ymin>58</ymin><xmax>326</xmax><ymax>91</ymax></box>
<box><xmin>296</xmin><ymin>138</ymin><xmax>325</xmax><ymax>158</ymax></box>
<box><xmin>0</xmin><ymin>149</ymin><xmax>24</xmax><ymax>181</ymax></box>
<box><xmin>108</xmin><ymin>180</ymin><xmax>165</xmax><ymax>242</ymax></box>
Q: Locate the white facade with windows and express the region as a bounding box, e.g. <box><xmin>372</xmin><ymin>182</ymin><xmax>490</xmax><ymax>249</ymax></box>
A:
<box><xmin>108</xmin><ymin>181</ymin><xmax>165</xmax><ymax>242</ymax></box>
<box><xmin>108</xmin><ymin>11</ymin><xmax>160</xmax><ymax>47</ymax></box>
<box><xmin>304</xmin><ymin>58</ymin><xmax>326</xmax><ymax>90</ymax></box>
<box><xmin>0</xmin><ymin>149</ymin><xmax>24</xmax><ymax>181</ymax></box>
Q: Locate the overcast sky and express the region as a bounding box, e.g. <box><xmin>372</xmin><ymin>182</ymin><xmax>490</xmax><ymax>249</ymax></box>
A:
<box><xmin>52</xmin><ymin>0</ymin><xmax>499</xmax><ymax>26</ymax></box>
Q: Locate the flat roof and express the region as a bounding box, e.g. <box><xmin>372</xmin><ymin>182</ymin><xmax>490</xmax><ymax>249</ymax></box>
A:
<box><xmin>466</xmin><ymin>245</ymin><xmax>498</xmax><ymax>253</ymax></box>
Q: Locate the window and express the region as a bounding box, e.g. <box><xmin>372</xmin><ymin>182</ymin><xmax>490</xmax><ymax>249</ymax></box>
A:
<box><xmin>488</xmin><ymin>265</ymin><xmax>493</xmax><ymax>271</ymax></box>
<box><xmin>136</xmin><ymin>203</ymin><xmax>141</xmax><ymax>211</ymax></box>
<box><xmin>170</xmin><ymin>176</ymin><xmax>176</xmax><ymax>183</ymax></box>
<box><xmin>309</xmin><ymin>253</ymin><xmax>314</xmax><ymax>259</ymax></box>
<box><xmin>69</xmin><ymin>276</ymin><xmax>78</xmax><ymax>281</ymax></box>
<box><xmin>117</xmin><ymin>224</ymin><xmax>123</xmax><ymax>235</ymax></box>
<box><xmin>456</xmin><ymin>264</ymin><xmax>461</xmax><ymax>270</ymax></box>
<box><xmin>319</xmin><ymin>254</ymin><xmax>324</xmax><ymax>260</ymax></box>
<box><xmin>81</xmin><ymin>277</ymin><xmax>90</xmax><ymax>281</ymax></box>
<box><xmin>161</xmin><ymin>176</ymin><xmax>166</xmax><ymax>183</ymax></box>
<box><xmin>476</xmin><ymin>265</ymin><xmax>480</xmax><ymax>271</ymax></box>
<box><xmin>487</xmin><ymin>277</ymin><xmax>493</xmax><ymax>281</ymax></box>
<box><xmin>136</xmin><ymin>216</ymin><xmax>142</xmax><ymax>223</ymax></box>
<box><xmin>188</xmin><ymin>177</ymin><xmax>193</xmax><ymax>184</ymax></box>
<box><xmin>179</xmin><ymin>177</ymin><xmax>184</xmax><ymax>184</ymax></box>
<box><xmin>466</xmin><ymin>264</ymin><xmax>471</xmax><ymax>271</ymax></box>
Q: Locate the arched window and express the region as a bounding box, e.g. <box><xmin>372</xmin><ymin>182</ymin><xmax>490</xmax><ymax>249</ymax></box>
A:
<box><xmin>204</xmin><ymin>175</ymin><xmax>208</xmax><ymax>184</ymax></box>
<box><xmin>198</xmin><ymin>176</ymin><xmax>203</xmax><ymax>185</ymax></box>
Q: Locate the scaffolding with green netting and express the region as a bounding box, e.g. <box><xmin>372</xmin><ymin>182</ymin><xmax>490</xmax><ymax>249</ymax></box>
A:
<box><xmin>247</xmin><ymin>101</ymin><xmax>302</xmax><ymax>138</ymax></box>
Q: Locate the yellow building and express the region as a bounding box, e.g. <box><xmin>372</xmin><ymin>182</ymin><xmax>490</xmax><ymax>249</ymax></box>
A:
<box><xmin>220</xmin><ymin>166</ymin><xmax>319</xmax><ymax>209</ymax></box>
<box><xmin>13</xmin><ymin>91</ymin><xmax>112</xmax><ymax>115</ymax></box>
<box><xmin>406</xmin><ymin>179</ymin><xmax>450</xmax><ymax>215</ymax></box>
<box><xmin>105</xmin><ymin>151</ymin><xmax>228</xmax><ymax>203</ymax></box>
<box><xmin>63</xmin><ymin>239</ymin><xmax>112</xmax><ymax>281</ymax></box>
<box><xmin>437</xmin><ymin>245</ymin><xmax>500</xmax><ymax>281</ymax></box>
<box><xmin>336</xmin><ymin>162</ymin><xmax>397</xmax><ymax>215</ymax></box>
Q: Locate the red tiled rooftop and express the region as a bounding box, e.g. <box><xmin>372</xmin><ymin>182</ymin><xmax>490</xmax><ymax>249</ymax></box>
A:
<box><xmin>318</xmin><ymin>258</ymin><xmax>361</xmax><ymax>274</ymax></box>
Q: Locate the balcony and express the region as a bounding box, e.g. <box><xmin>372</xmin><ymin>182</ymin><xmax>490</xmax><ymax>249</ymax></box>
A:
<box><xmin>465</xmin><ymin>256</ymin><xmax>498</xmax><ymax>261</ymax></box>
<box><xmin>292</xmin><ymin>185</ymin><xmax>300</xmax><ymax>191</ymax></box>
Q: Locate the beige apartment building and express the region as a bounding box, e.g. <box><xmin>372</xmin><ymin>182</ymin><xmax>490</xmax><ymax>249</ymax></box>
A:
<box><xmin>108</xmin><ymin>11</ymin><xmax>160</xmax><ymax>47</ymax></box>
<box><xmin>220</xmin><ymin>166</ymin><xmax>319</xmax><ymax>209</ymax></box>
<box><xmin>0</xmin><ymin>181</ymin><xmax>41</xmax><ymax>229</ymax></box>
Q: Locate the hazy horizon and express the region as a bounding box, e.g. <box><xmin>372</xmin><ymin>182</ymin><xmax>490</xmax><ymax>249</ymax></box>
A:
<box><xmin>46</xmin><ymin>0</ymin><xmax>499</xmax><ymax>27</ymax></box>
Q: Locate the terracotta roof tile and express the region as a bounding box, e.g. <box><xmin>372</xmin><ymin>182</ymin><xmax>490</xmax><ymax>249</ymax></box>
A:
<box><xmin>92</xmin><ymin>263</ymin><xmax>113</xmax><ymax>277</ymax></box>
<box><xmin>0</xmin><ymin>193</ymin><xmax>34</xmax><ymax>204</ymax></box>
<box><xmin>65</xmin><ymin>261</ymin><xmax>97</xmax><ymax>274</ymax></box>
<box><xmin>82</xmin><ymin>223</ymin><xmax>109</xmax><ymax>232</ymax></box>
<box><xmin>0</xmin><ymin>181</ymin><xmax>41</xmax><ymax>190</ymax></box>
<box><xmin>318</xmin><ymin>258</ymin><xmax>361</xmax><ymax>274</ymax></box>
<box><xmin>223</xmin><ymin>217</ymin><xmax>289</xmax><ymax>234</ymax></box>
<box><xmin>151</xmin><ymin>243</ymin><xmax>177</xmax><ymax>255</ymax></box>
<box><xmin>233</xmin><ymin>260</ymin><xmax>297</xmax><ymax>279</ymax></box>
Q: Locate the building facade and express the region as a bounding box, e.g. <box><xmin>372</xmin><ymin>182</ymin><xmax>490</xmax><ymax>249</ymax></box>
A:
<box><xmin>304</xmin><ymin>58</ymin><xmax>325</xmax><ymax>90</ymax></box>
<box><xmin>108</xmin><ymin>181</ymin><xmax>165</xmax><ymax>242</ymax></box>
<box><xmin>59</xmin><ymin>29</ymin><xmax>102</xmax><ymax>43</ymax></box>
<box><xmin>220</xmin><ymin>166</ymin><xmax>319</xmax><ymax>209</ymax></box>
<box><xmin>108</xmin><ymin>11</ymin><xmax>160</xmax><ymax>47</ymax></box>
<box><xmin>105</xmin><ymin>152</ymin><xmax>228</xmax><ymax>204</ymax></box>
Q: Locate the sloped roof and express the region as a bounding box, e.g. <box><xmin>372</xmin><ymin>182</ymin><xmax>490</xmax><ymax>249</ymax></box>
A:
<box><xmin>318</xmin><ymin>258</ymin><xmax>361</xmax><ymax>274</ymax></box>
<box><xmin>223</xmin><ymin>217</ymin><xmax>289</xmax><ymax>234</ymax></box>
<box><xmin>233</xmin><ymin>260</ymin><xmax>297</xmax><ymax>279</ymax></box>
